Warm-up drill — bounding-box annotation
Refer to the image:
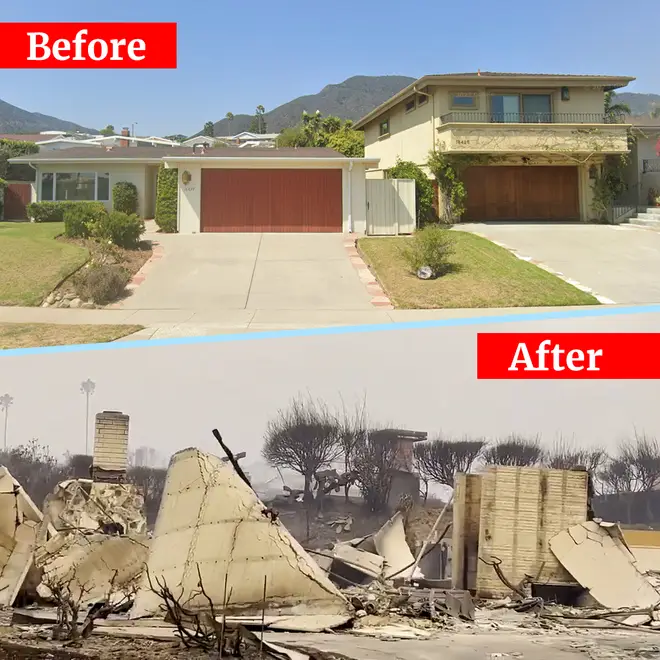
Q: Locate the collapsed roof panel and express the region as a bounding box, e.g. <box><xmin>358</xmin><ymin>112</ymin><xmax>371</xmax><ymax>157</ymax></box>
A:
<box><xmin>0</xmin><ymin>466</ymin><xmax>43</xmax><ymax>607</ymax></box>
<box><xmin>130</xmin><ymin>448</ymin><xmax>353</xmax><ymax>626</ymax></box>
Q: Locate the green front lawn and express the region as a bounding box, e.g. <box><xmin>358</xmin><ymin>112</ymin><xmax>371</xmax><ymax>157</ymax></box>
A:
<box><xmin>0</xmin><ymin>222</ymin><xmax>89</xmax><ymax>306</ymax></box>
<box><xmin>358</xmin><ymin>232</ymin><xmax>599</xmax><ymax>309</ymax></box>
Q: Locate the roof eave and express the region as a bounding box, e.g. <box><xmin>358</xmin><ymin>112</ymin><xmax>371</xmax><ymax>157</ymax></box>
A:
<box><xmin>8</xmin><ymin>157</ymin><xmax>167</xmax><ymax>164</ymax></box>
<box><xmin>354</xmin><ymin>74</ymin><xmax>636</xmax><ymax>129</ymax></box>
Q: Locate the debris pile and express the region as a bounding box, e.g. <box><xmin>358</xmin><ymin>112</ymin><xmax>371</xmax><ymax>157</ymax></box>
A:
<box><xmin>7</xmin><ymin>435</ymin><xmax>660</xmax><ymax>658</ymax></box>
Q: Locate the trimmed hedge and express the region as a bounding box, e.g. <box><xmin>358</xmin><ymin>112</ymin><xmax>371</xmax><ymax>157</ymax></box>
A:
<box><xmin>27</xmin><ymin>201</ymin><xmax>106</xmax><ymax>223</ymax></box>
<box><xmin>155</xmin><ymin>165</ymin><xmax>178</xmax><ymax>233</ymax></box>
<box><xmin>112</xmin><ymin>181</ymin><xmax>139</xmax><ymax>215</ymax></box>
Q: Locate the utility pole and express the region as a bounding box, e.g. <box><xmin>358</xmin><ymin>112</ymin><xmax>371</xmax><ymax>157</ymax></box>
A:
<box><xmin>0</xmin><ymin>394</ymin><xmax>13</xmax><ymax>450</ymax></box>
<box><xmin>80</xmin><ymin>379</ymin><xmax>96</xmax><ymax>455</ymax></box>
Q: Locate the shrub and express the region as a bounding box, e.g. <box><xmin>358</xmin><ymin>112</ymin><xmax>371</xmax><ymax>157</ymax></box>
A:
<box><xmin>388</xmin><ymin>159</ymin><xmax>436</xmax><ymax>226</ymax></box>
<box><xmin>399</xmin><ymin>225</ymin><xmax>455</xmax><ymax>277</ymax></box>
<box><xmin>63</xmin><ymin>204</ymin><xmax>107</xmax><ymax>239</ymax></box>
<box><xmin>90</xmin><ymin>210</ymin><xmax>144</xmax><ymax>249</ymax></box>
<box><xmin>27</xmin><ymin>201</ymin><xmax>106</xmax><ymax>223</ymax></box>
<box><xmin>74</xmin><ymin>264</ymin><xmax>130</xmax><ymax>305</ymax></box>
<box><xmin>112</xmin><ymin>181</ymin><xmax>139</xmax><ymax>215</ymax></box>
<box><xmin>155</xmin><ymin>165</ymin><xmax>178</xmax><ymax>232</ymax></box>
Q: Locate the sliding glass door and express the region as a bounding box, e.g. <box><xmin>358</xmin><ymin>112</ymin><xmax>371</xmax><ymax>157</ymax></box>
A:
<box><xmin>490</xmin><ymin>93</ymin><xmax>552</xmax><ymax>123</ymax></box>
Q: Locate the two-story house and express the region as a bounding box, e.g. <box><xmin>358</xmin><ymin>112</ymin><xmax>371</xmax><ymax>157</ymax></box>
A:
<box><xmin>354</xmin><ymin>72</ymin><xmax>634</xmax><ymax>223</ymax></box>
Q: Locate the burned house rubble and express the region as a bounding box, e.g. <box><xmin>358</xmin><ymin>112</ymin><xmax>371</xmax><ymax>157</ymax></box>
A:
<box><xmin>4</xmin><ymin>425</ymin><xmax>660</xmax><ymax>659</ymax></box>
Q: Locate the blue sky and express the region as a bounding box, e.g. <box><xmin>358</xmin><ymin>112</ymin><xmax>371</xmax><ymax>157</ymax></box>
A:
<box><xmin>1</xmin><ymin>0</ymin><xmax>658</xmax><ymax>136</ymax></box>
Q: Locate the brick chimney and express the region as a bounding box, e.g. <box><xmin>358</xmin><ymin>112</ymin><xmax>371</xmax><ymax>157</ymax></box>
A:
<box><xmin>119</xmin><ymin>127</ymin><xmax>130</xmax><ymax>148</ymax></box>
<box><xmin>92</xmin><ymin>411</ymin><xmax>130</xmax><ymax>483</ymax></box>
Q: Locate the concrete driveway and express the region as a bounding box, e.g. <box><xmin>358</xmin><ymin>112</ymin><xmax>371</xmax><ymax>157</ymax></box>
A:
<box><xmin>459</xmin><ymin>222</ymin><xmax>660</xmax><ymax>304</ymax></box>
<box><xmin>120</xmin><ymin>232</ymin><xmax>375</xmax><ymax>320</ymax></box>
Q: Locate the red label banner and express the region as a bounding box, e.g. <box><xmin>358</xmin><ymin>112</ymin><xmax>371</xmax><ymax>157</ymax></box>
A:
<box><xmin>477</xmin><ymin>333</ymin><xmax>660</xmax><ymax>379</ymax></box>
<box><xmin>0</xmin><ymin>22</ymin><xmax>177</xmax><ymax>68</ymax></box>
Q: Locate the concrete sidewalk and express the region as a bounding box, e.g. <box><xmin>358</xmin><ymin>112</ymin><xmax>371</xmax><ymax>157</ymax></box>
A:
<box><xmin>0</xmin><ymin>302</ymin><xmax>616</xmax><ymax>341</ymax></box>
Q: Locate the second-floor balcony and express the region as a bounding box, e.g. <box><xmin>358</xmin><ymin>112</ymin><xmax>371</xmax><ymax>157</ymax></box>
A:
<box><xmin>439</xmin><ymin>111</ymin><xmax>620</xmax><ymax>125</ymax></box>
<box><xmin>437</xmin><ymin>112</ymin><xmax>630</xmax><ymax>155</ymax></box>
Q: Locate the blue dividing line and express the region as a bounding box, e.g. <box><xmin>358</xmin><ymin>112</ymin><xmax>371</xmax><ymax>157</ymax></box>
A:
<box><xmin>2</xmin><ymin>304</ymin><xmax>660</xmax><ymax>358</ymax></box>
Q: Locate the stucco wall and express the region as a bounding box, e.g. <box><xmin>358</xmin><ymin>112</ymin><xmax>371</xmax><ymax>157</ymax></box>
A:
<box><xmin>363</xmin><ymin>83</ymin><xmax>614</xmax><ymax>171</ymax></box>
<box><xmin>173</xmin><ymin>160</ymin><xmax>370</xmax><ymax>234</ymax></box>
<box><xmin>637</xmin><ymin>133</ymin><xmax>660</xmax><ymax>205</ymax></box>
<box><xmin>34</xmin><ymin>162</ymin><xmax>149</xmax><ymax>215</ymax></box>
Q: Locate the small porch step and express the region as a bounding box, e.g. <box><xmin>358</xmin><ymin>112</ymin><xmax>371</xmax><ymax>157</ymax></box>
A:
<box><xmin>623</xmin><ymin>208</ymin><xmax>660</xmax><ymax>229</ymax></box>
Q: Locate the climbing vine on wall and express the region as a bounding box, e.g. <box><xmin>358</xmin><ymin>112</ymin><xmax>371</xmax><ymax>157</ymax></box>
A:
<box><xmin>426</xmin><ymin>149</ymin><xmax>500</xmax><ymax>222</ymax></box>
<box><xmin>590</xmin><ymin>154</ymin><xmax>629</xmax><ymax>221</ymax></box>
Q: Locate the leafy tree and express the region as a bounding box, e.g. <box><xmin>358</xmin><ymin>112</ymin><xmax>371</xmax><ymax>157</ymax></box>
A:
<box><xmin>0</xmin><ymin>138</ymin><xmax>39</xmax><ymax>181</ymax></box>
<box><xmin>225</xmin><ymin>112</ymin><xmax>234</xmax><ymax>136</ymax></box>
<box><xmin>262</xmin><ymin>394</ymin><xmax>342</xmax><ymax>500</ymax></box>
<box><xmin>413</xmin><ymin>436</ymin><xmax>485</xmax><ymax>488</ymax></box>
<box><xmin>604</xmin><ymin>91</ymin><xmax>631</xmax><ymax>123</ymax></box>
<box><xmin>164</xmin><ymin>134</ymin><xmax>186</xmax><ymax>142</ymax></box>
<box><xmin>99</xmin><ymin>125</ymin><xmax>115</xmax><ymax>137</ymax></box>
<box><xmin>250</xmin><ymin>106</ymin><xmax>267</xmax><ymax>134</ymax></box>
<box><xmin>388</xmin><ymin>159</ymin><xmax>435</xmax><ymax>225</ymax></box>
<box><xmin>482</xmin><ymin>435</ymin><xmax>545</xmax><ymax>467</ymax></box>
<box><xmin>276</xmin><ymin>111</ymin><xmax>364</xmax><ymax>157</ymax></box>
<box><xmin>203</xmin><ymin>121</ymin><xmax>215</xmax><ymax>137</ymax></box>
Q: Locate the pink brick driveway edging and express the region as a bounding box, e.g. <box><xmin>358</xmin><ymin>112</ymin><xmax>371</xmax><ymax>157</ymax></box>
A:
<box><xmin>344</xmin><ymin>237</ymin><xmax>394</xmax><ymax>309</ymax></box>
<box><xmin>107</xmin><ymin>241</ymin><xmax>164</xmax><ymax>309</ymax></box>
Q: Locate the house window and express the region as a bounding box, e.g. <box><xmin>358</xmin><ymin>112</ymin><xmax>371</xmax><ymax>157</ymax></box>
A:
<box><xmin>41</xmin><ymin>173</ymin><xmax>54</xmax><ymax>201</ymax></box>
<box><xmin>490</xmin><ymin>93</ymin><xmax>552</xmax><ymax>123</ymax></box>
<box><xmin>379</xmin><ymin>118</ymin><xmax>390</xmax><ymax>137</ymax></box>
<box><xmin>97</xmin><ymin>173</ymin><xmax>110</xmax><ymax>201</ymax></box>
<box><xmin>405</xmin><ymin>98</ymin><xmax>416</xmax><ymax>113</ymax></box>
<box><xmin>451</xmin><ymin>92</ymin><xmax>478</xmax><ymax>109</ymax></box>
<box><xmin>40</xmin><ymin>172</ymin><xmax>111</xmax><ymax>201</ymax></box>
<box><xmin>417</xmin><ymin>87</ymin><xmax>429</xmax><ymax>106</ymax></box>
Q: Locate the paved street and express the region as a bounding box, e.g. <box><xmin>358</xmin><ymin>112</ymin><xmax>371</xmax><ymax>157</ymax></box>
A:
<box><xmin>459</xmin><ymin>222</ymin><xmax>660</xmax><ymax>304</ymax></box>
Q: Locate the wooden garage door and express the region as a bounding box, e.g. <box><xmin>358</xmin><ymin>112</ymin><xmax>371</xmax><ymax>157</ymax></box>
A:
<box><xmin>462</xmin><ymin>166</ymin><xmax>580</xmax><ymax>221</ymax></box>
<box><xmin>200</xmin><ymin>169</ymin><xmax>343</xmax><ymax>232</ymax></box>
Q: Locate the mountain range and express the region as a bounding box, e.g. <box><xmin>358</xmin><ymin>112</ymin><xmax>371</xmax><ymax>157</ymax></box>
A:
<box><xmin>0</xmin><ymin>99</ymin><xmax>96</xmax><ymax>135</ymax></box>
<box><xmin>0</xmin><ymin>77</ymin><xmax>658</xmax><ymax>137</ymax></box>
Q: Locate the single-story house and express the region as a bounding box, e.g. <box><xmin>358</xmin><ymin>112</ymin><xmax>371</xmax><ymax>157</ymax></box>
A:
<box><xmin>9</xmin><ymin>146</ymin><xmax>378</xmax><ymax>233</ymax></box>
<box><xmin>181</xmin><ymin>132</ymin><xmax>279</xmax><ymax>148</ymax></box>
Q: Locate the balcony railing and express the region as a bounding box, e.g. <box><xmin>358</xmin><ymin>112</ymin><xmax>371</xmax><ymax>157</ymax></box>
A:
<box><xmin>643</xmin><ymin>159</ymin><xmax>660</xmax><ymax>174</ymax></box>
<box><xmin>439</xmin><ymin>112</ymin><xmax>621</xmax><ymax>125</ymax></box>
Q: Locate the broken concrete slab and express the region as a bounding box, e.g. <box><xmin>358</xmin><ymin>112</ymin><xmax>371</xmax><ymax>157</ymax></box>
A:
<box><xmin>373</xmin><ymin>511</ymin><xmax>423</xmax><ymax>581</ymax></box>
<box><xmin>34</xmin><ymin>531</ymin><xmax>149</xmax><ymax>607</ymax></box>
<box><xmin>549</xmin><ymin>520</ymin><xmax>660</xmax><ymax>610</ymax></box>
<box><xmin>330</xmin><ymin>543</ymin><xmax>384</xmax><ymax>586</ymax></box>
<box><xmin>129</xmin><ymin>448</ymin><xmax>353</xmax><ymax>628</ymax></box>
<box><xmin>0</xmin><ymin>466</ymin><xmax>44</xmax><ymax>607</ymax></box>
<box><xmin>43</xmin><ymin>478</ymin><xmax>146</xmax><ymax>536</ymax></box>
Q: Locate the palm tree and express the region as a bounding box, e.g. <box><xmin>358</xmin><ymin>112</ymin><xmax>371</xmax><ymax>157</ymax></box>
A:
<box><xmin>256</xmin><ymin>105</ymin><xmax>266</xmax><ymax>134</ymax></box>
<box><xmin>225</xmin><ymin>112</ymin><xmax>234</xmax><ymax>137</ymax></box>
<box><xmin>604</xmin><ymin>91</ymin><xmax>631</xmax><ymax>123</ymax></box>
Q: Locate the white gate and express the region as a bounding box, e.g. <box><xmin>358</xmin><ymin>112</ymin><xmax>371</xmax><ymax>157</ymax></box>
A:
<box><xmin>366</xmin><ymin>178</ymin><xmax>416</xmax><ymax>236</ymax></box>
